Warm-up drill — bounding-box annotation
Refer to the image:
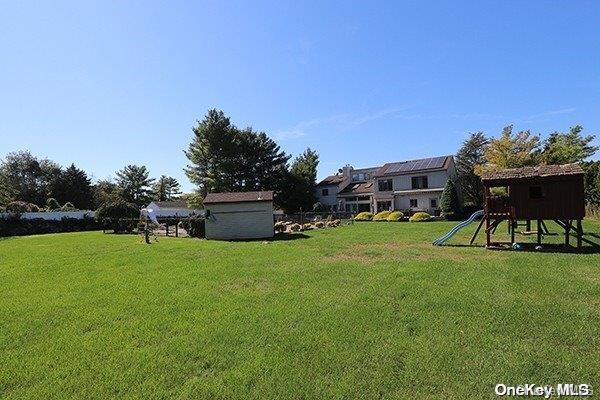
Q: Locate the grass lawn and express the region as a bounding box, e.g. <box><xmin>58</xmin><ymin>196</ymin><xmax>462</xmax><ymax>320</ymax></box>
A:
<box><xmin>1</xmin><ymin>221</ymin><xmax>599</xmax><ymax>399</ymax></box>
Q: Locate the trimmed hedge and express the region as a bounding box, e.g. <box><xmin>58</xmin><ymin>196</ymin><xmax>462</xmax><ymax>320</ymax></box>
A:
<box><xmin>386</xmin><ymin>211</ymin><xmax>404</xmax><ymax>222</ymax></box>
<box><xmin>373</xmin><ymin>211</ymin><xmax>392</xmax><ymax>221</ymax></box>
<box><xmin>354</xmin><ymin>212</ymin><xmax>374</xmax><ymax>221</ymax></box>
<box><xmin>0</xmin><ymin>217</ymin><xmax>99</xmax><ymax>237</ymax></box>
<box><xmin>409</xmin><ymin>212</ymin><xmax>431</xmax><ymax>222</ymax></box>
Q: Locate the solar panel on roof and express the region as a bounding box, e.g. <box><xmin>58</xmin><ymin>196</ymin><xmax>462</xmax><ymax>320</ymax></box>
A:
<box><xmin>381</xmin><ymin>156</ymin><xmax>446</xmax><ymax>175</ymax></box>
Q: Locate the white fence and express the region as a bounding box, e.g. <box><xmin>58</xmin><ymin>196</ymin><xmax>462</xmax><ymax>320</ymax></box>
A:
<box><xmin>0</xmin><ymin>211</ymin><xmax>96</xmax><ymax>220</ymax></box>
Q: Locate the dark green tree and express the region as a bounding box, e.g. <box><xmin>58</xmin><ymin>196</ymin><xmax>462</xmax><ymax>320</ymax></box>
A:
<box><xmin>185</xmin><ymin>109</ymin><xmax>291</xmax><ymax>206</ymax></box>
<box><xmin>92</xmin><ymin>180</ymin><xmax>123</xmax><ymax>209</ymax></box>
<box><xmin>115</xmin><ymin>165</ymin><xmax>154</xmax><ymax>208</ymax></box>
<box><xmin>541</xmin><ymin>125</ymin><xmax>598</xmax><ymax>165</ymax></box>
<box><xmin>153</xmin><ymin>175</ymin><xmax>182</xmax><ymax>201</ymax></box>
<box><xmin>581</xmin><ymin>161</ymin><xmax>600</xmax><ymax>207</ymax></box>
<box><xmin>455</xmin><ymin>132</ymin><xmax>488</xmax><ymax>207</ymax></box>
<box><xmin>441</xmin><ymin>179</ymin><xmax>461</xmax><ymax>220</ymax></box>
<box><xmin>0</xmin><ymin>151</ymin><xmax>60</xmax><ymax>206</ymax></box>
<box><xmin>184</xmin><ymin>109</ymin><xmax>239</xmax><ymax>196</ymax></box>
<box><xmin>49</xmin><ymin>164</ymin><xmax>94</xmax><ymax>209</ymax></box>
<box><xmin>279</xmin><ymin>148</ymin><xmax>319</xmax><ymax>212</ymax></box>
<box><xmin>0</xmin><ymin>171</ymin><xmax>14</xmax><ymax>206</ymax></box>
<box><xmin>46</xmin><ymin>197</ymin><xmax>61</xmax><ymax>210</ymax></box>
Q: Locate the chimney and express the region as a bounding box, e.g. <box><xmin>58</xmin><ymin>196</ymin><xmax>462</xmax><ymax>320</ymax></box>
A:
<box><xmin>342</xmin><ymin>164</ymin><xmax>353</xmax><ymax>178</ymax></box>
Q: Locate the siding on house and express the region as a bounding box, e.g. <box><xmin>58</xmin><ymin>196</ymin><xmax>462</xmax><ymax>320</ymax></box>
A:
<box><xmin>205</xmin><ymin>201</ymin><xmax>274</xmax><ymax>240</ymax></box>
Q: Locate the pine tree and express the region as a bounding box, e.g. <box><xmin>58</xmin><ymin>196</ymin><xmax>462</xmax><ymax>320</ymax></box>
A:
<box><xmin>153</xmin><ymin>176</ymin><xmax>182</xmax><ymax>201</ymax></box>
<box><xmin>115</xmin><ymin>165</ymin><xmax>155</xmax><ymax>208</ymax></box>
<box><xmin>49</xmin><ymin>164</ymin><xmax>94</xmax><ymax>209</ymax></box>
<box><xmin>441</xmin><ymin>179</ymin><xmax>461</xmax><ymax>220</ymax></box>
<box><xmin>455</xmin><ymin>132</ymin><xmax>488</xmax><ymax>207</ymax></box>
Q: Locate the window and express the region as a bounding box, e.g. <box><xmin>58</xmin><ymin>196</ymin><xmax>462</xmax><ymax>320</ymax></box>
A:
<box><xmin>529</xmin><ymin>186</ymin><xmax>544</xmax><ymax>199</ymax></box>
<box><xmin>378</xmin><ymin>179</ymin><xmax>393</xmax><ymax>191</ymax></box>
<box><xmin>321</xmin><ymin>188</ymin><xmax>329</xmax><ymax>196</ymax></box>
<box><xmin>352</xmin><ymin>173</ymin><xmax>359</xmax><ymax>181</ymax></box>
<box><xmin>411</xmin><ymin>176</ymin><xmax>428</xmax><ymax>189</ymax></box>
<box><xmin>430</xmin><ymin>198</ymin><xmax>438</xmax><ymax>209</ymax></box>
<box><xmin>377</xmin><ymin>201</ymin><xmax>392</xmax><ymax>211</ymax></box>
<box><xmin>410</xmin><ymin>199</ymin><xmax>418</xmax><ymax>208</ymax></box>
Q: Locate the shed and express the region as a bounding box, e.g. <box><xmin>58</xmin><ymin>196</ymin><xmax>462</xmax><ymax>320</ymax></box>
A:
<box><xmin>477</xmin><ymin>163</ymin><xmax>585</xmax><ymax>249</ymax></box>
<box><xmin>203</xmin><ymin>191</ymin><xmax>274</xmax><ymax>240</ymax></box>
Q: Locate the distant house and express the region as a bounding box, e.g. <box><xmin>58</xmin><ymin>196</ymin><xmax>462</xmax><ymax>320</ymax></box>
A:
<box><xmin>203</xmin><ymin>191</ymin><xmax>274</xmax><ymax>240</ymax></box>
<box><xmin>145</xmin><ymin>200</ymin><xmax>199</xmax><ymax>217</ymax></box>
<box><xmin>315</xmin><ymin>156</ymin><xmax>457</xmax><ymax>215</ymax></box>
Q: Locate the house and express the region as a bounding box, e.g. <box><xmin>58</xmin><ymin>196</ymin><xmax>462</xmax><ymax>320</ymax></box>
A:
<box><xmin>315</xmin><ymin>156</ymin><xmax>457</xmax><ymax>215</ymax></box>
<box><xmin>145</xmin><ymin>200</ymin><xmax>199</xmax><ymax>218</ymax></box>
<box><xmin>203</xmin><ymin>191</ymin><xmax>274</xmax><ymax>240</ymax></box>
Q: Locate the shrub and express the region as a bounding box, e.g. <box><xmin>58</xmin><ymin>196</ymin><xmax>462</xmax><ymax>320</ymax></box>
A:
<box><xmin>95</xmin><ymin>200</ymin><xmax>139</xmax><ymax>233</ymax></box>
<box><xmin>274</xmin><ymin>221</ymin><xmax>286</xmax><ymax>233</ymax></box>
<box><xmin>314</xmin><ymin>221</ymin><xmax>325</xmax><ymax>228</ymax></box>
<box><xmin>0</xmin><ymin>217</ymin><xmax>98</xmax><ymax>237</ymax></box>
<box><xmin>6</xmin><ymin>201</ymin><xmax>39</xmax><ymax>213</ymax></box>
<box><xmin>303</xmin><ymin>223</ymin><xmax>313</xmax><ymax>230</ymax></box>
<box><xmin>373</xmin><ymin>211</ymin><xmax>392</xmax><ymax>221</ymax></box>
<box><xmin>180</xmin><ymin>216</ymin><xmax>205</xmax><ymax>238</ymax></box>
<box><xmin>46</xmin><ymin>198</ymin><xmax>61</xmax><ymax>210</ymax></box>
<box><xmin>289</xmin><ymin>223</ymin><xmax>301</xmax><ymax>232</ymax></box>
<box><xmin>332</xmin><ymin>219</ymin><xmax>341</xmax><ymax>227</ymax></box>
<box><xmin>409</xmin><ymin>212</ymin><xmax>431</xmax><ymax>222</ymax></box>
<box><xmin>61</xmin><ymin>202</ymin><xmax>76</xmax><ymax>211</ymax></box>
<box><xmin>386</xmin><ymin>211</ymin><xmax>404</xmax><ymax>222</ymax></box>
<box><xmin>441</xmin><ymin>179</ymin><xmax>462</xmax><ymax>220</ymax></box>
<box><xmin>354</xmin><ymin>212</ymin><xmax>374</xmax><ymax>221</ymax></box>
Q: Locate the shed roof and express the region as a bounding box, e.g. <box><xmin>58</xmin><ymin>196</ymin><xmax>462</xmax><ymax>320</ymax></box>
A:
<box><xmin>481</xmin><ymin>164</ymin><xmax>584</xmax><ymax>183</ymax></box>
<box><xmin>203</xmin><ymin>191</ymin><xmax>274</xmax><ymax>204</ymax></box>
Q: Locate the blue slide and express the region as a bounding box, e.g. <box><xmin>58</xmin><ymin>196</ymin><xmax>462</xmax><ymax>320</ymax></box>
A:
<box><xmin>433</xmin><ymin>210</ymin><xmax>484</xmax><ymax>246</ymax></box>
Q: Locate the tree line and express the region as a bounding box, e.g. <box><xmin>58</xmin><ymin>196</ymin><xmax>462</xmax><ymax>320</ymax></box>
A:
<box><xmin>2</xmin><ymin>109</ymin><xmax>598</xmax><ymax>216</ymax></box>
<box><xmin>453</xmin><ymin>124</ymin><xmax>599</xmax><ymax>209</ymax></box>
<box><xmin>0</xmin><ymin>152</ymin><xmax>183</xmax><ymax>211</ymax></box>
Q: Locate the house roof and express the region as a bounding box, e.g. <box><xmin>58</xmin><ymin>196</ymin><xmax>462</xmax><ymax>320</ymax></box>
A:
<box><xmin>481</xmin><ymin>164</ymin><xmax>584</xmax><ymax>183</ymax></box>
<box><xmin>203</xmin><ymin>191</ymin><xmax>274</xmax><ymax>204</ymax></box>
<box><xmin>153</xmin><ymin>200</ymin><xmax>190</xmax><ymax>209</ymax></box>
<box><xmin>338</xmin><ymin>181</ymin><xmax>374</xmax><ymax>196</ymax></box>
<box><xmin>316</xmin><ymin>174</ymin><xmax>345</xmax><ymax>187</ymax></box>
<box><xmin>375</xmin><ymin>156</ymin><xmax>452</xmax><ymax>177</ymax></box>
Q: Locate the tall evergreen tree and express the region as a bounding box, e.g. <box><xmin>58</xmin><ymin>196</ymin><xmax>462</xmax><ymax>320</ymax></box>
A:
<box><xmin>184</xmin><ymin>109</ymin><xmax>238</xmax><ymax>196</ymax></box>
<box><xmin>455</xmin><ymin>132</ymin><xmax>488</xmax><ymax>207</ymax></box>
<box><xmin>115</xmin><ymin>165</ymin><xmax>154</xmax><ymax>207</ymax></box>
<box><xmin>153</xmin><ymin>175</ymin><xmax>182</xmax><ymax>201</ymax></box>
<box><xmin>0</xmin><ymin>171</ymin><xmax>14</xmax><ymax>206</ymax></box>
<box><xmin>440</xmin><ymin>179</ymin><xmax>461</xmax><ymax>220</ymax></box>
<box><xmin>280</xmin><ymin>148</ymin><xmax>320</xmax><ymax>212</ymax></box>
<box><xmin>541</xmin><ymin>125</ymin><xmax>598</xmax><ymax>165</ymax></box>
<box><xmin>49</xmin><ymin>164</ymin><xmax>93</xmax><ymax>209</ymax></box>
<box><xmin>185</xmin><ymin>109</ymin><xmax>291</xmax><ymax>206</ymax></box>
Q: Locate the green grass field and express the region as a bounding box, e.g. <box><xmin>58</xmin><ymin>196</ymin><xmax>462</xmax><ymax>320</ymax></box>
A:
<box><xmin>1</xmin><ymin>221</ymin><xmax>599</xmax><ymax>399</ymax></box>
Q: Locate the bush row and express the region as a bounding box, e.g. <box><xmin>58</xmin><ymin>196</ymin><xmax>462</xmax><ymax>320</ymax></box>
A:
<box><xmin>0</xmin><ymin>217</ymin><xmax>99</xmax><ymax>237</ymax></box>
<box><xmin>354</xmin><ymin>211</ymin><xmax>432</xmax><ymax>222</ymax></box>
<box><xmin>275</xmin><ymin>219</ymin><xmax>342</xmax><ymax>233</ymax></box>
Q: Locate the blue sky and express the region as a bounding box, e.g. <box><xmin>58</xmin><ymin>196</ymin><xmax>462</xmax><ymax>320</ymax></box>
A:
<box><xmin>1</xmin><ymin>1</ymin><xmax>600</xmax><ymax>191</ymax></box>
